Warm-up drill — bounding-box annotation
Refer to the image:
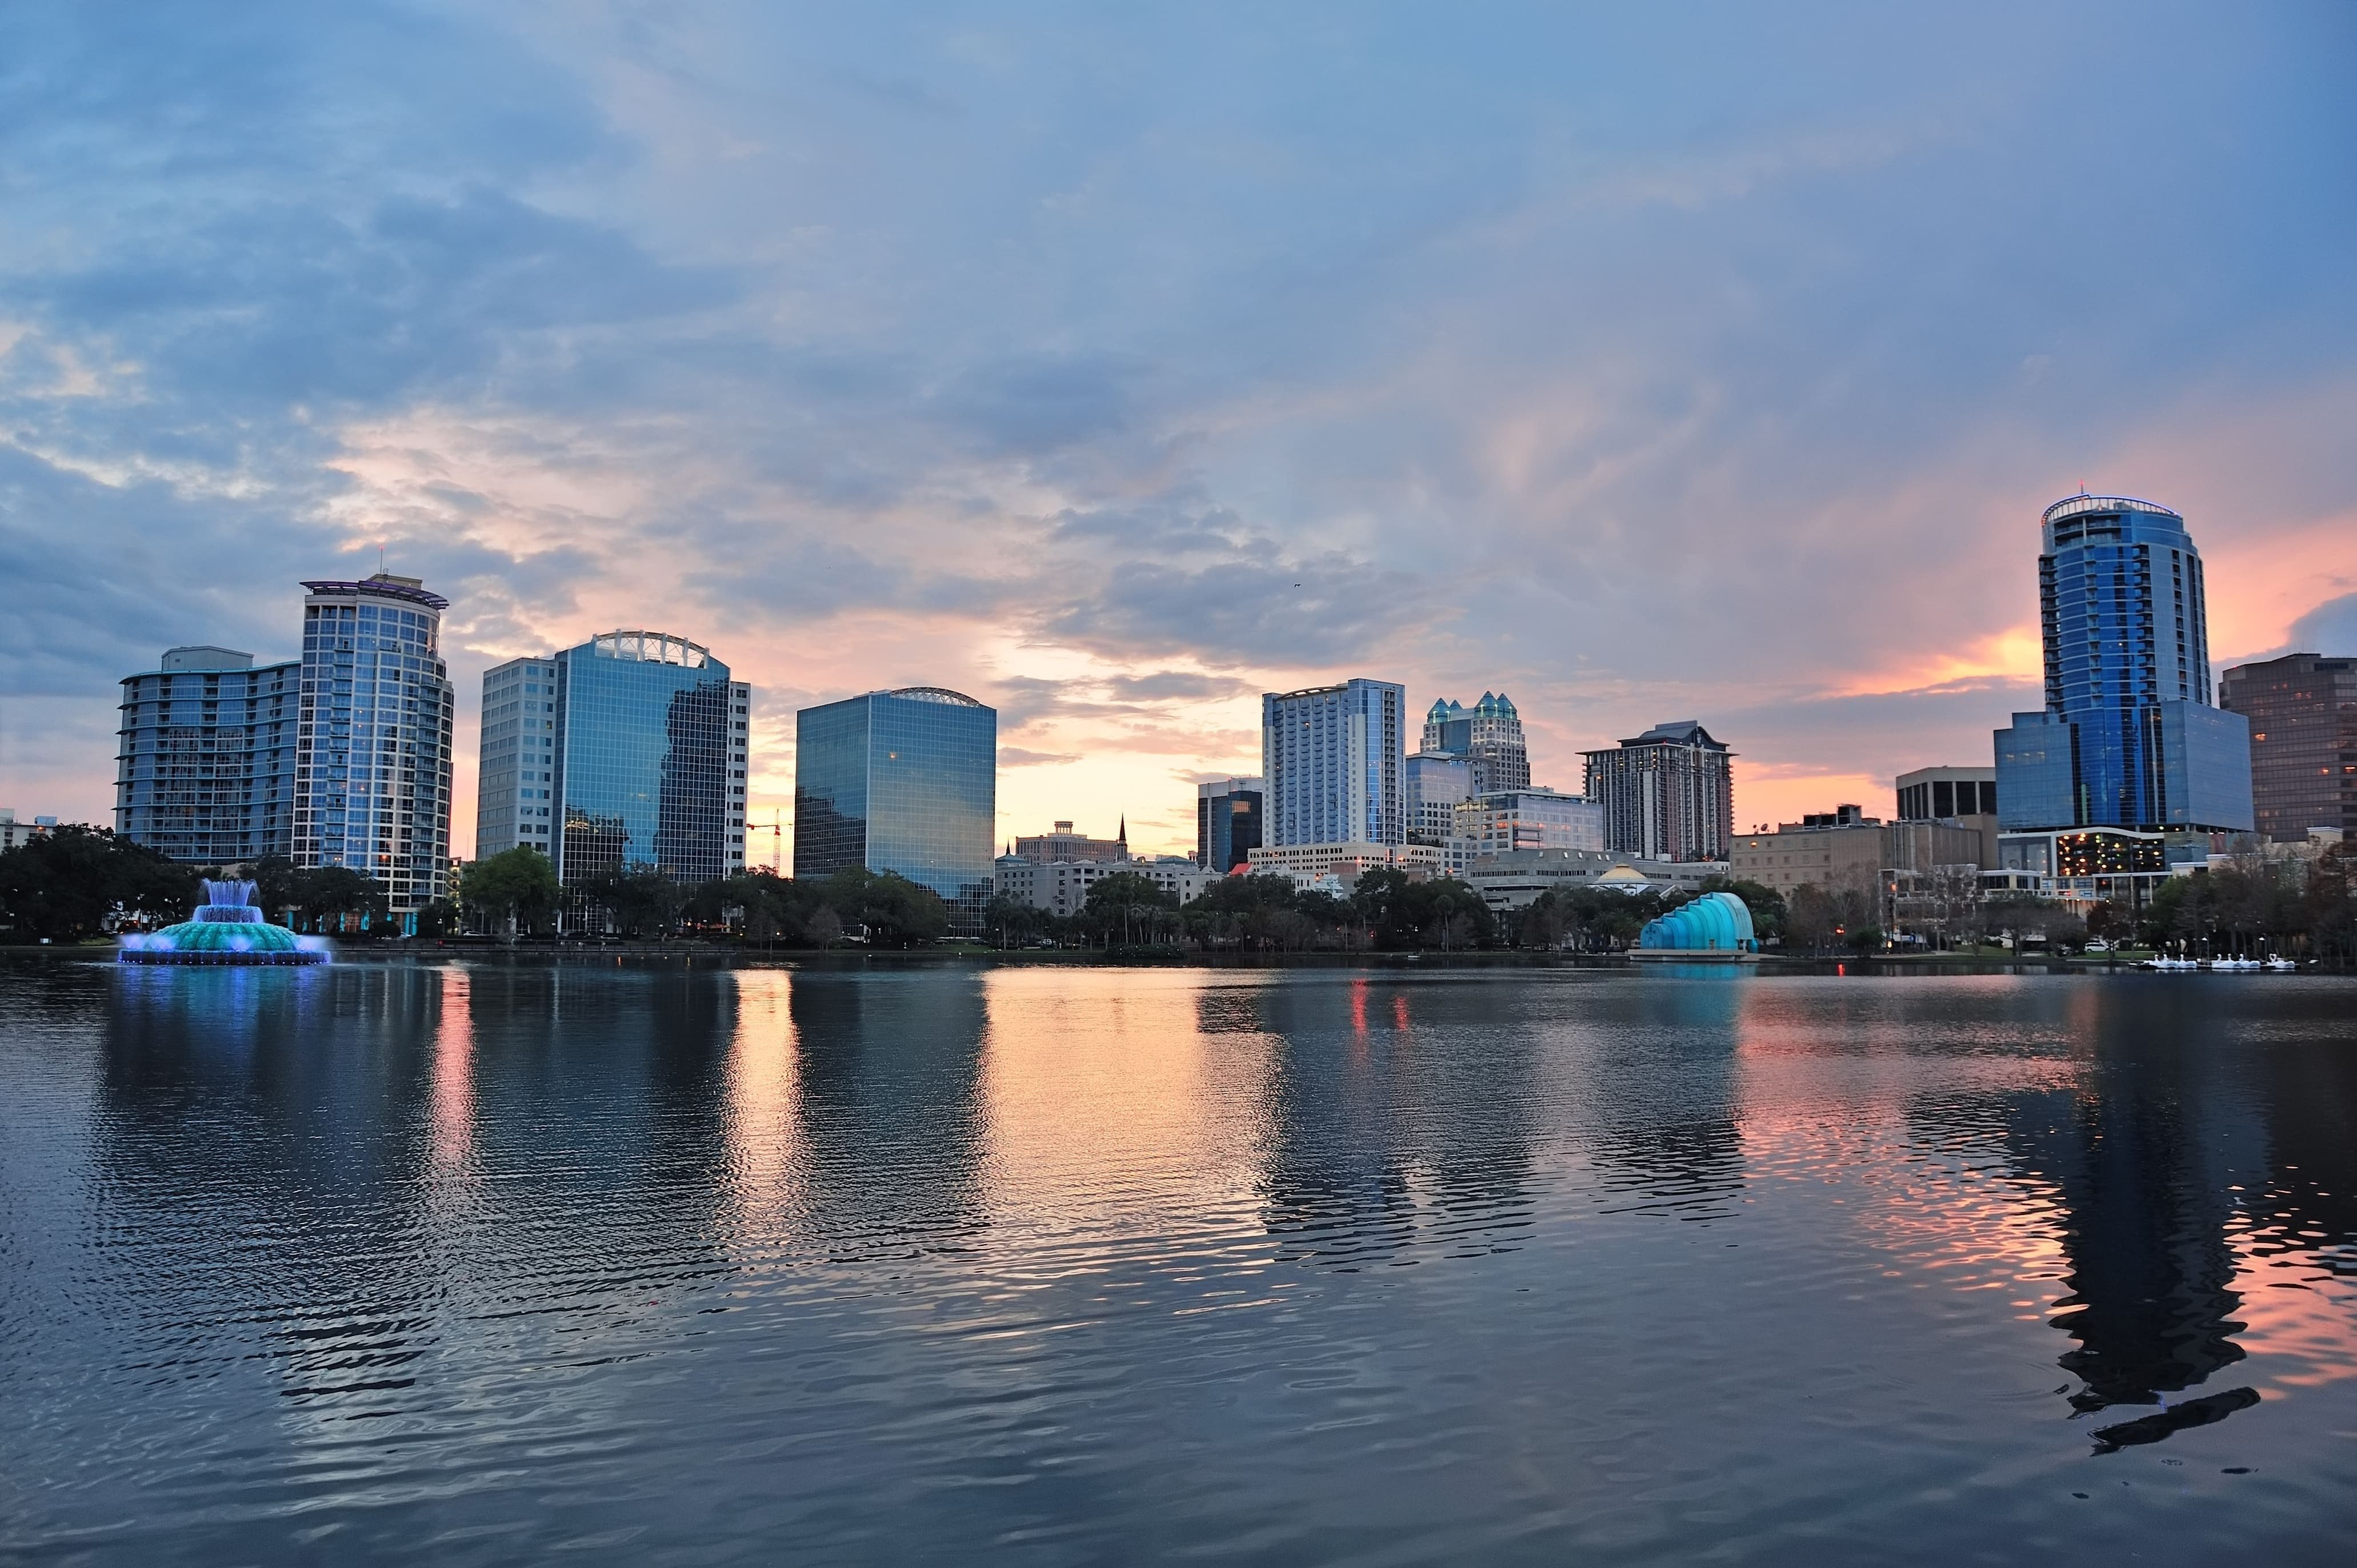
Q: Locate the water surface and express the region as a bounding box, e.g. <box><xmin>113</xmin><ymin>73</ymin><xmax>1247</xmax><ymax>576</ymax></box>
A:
<box><xmin>3</xmin><ymin>959</ymin><xmax>2353</xmax><ymax>1563</ymax></box>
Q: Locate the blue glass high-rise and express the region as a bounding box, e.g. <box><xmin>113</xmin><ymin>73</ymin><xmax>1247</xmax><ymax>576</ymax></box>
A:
<box><xmin>794</xmin><ymin>688</ymin><xmax>997</xmax><ymax>934</ymax></box>
<box><xmin>552</xmin><ymin>632</ymin><xmax>742</xmax><ymax>884</ymax></box>
<box><xmin>1994</xmin><ymin>496</ymin><xmax>2252</xmax><ymax>833</ymax></box>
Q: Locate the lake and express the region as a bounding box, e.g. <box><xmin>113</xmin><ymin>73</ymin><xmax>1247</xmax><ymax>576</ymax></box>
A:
<box><xmin>2</xmin><ymin>957</ymin><xmax>2352</xmax><ymax>1563</ymax></box>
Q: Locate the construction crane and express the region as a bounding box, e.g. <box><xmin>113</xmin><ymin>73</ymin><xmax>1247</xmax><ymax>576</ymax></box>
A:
<box><xmin>755</xmin><ymin>809</ymin><xmax>787</xmax><ymax>876</ymax></box>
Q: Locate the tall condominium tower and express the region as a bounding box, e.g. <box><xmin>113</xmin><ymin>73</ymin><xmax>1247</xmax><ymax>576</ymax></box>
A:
<box><xmin>293</xmin><ymin>575</ymin><xmax>455</xmax><ymax>915</ymax></box>
<box><xmin>2219</xmin><ymin>653</ymin><xmax>2355</xmax><ymax>843</ymax></box>
<box><xmin>476</xmin><ymin>631</ymin><xmax>750</xmax><ymax>884</ymax></box>
<box><xmin>1195</xmin><ymin>776</ymin><xmax>1264</xmax><ymax>872</ymax></box>
<box><xmin>115</xmin><ymin>645</ymin><xmax>301</xmax><ymax>864</ymax></box>
<box><xmin>794</xmin><ymin>687</ymin><xmax>997</xmax><ymax>933</ymax></box>
<box><xmin>1262</xmin><ymin>679</ymin><xmax>1406</xmax><ymax>848</ymax></box>
<box><xmin>1993</xmin><ymin>496</ymin><xmax>2252</xmax><ymax>834</ymax></box>
<box><xmin>1420</xmin><ymin>692</ymin><xmax>1532</xmax><ymax>791</ymax></box>
<box><xmin>1580</xmin><ymin>720</ymin><xmax>1734</xmax><ymax>862</ymax></box>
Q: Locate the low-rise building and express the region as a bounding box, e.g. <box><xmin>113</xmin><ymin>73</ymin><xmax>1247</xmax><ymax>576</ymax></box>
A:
<box><xmin>1</xmin><ymin>808</ymin><xmax>57</xmax><ymax>852</ymax></box>
<box><xmin>1247</xmin><ymin>840</ymin><xmax>1442</xmax><ymax>884</ymax></box>
<box><xmin>1991</xmin><ymin>825</ymin><xmax>2203</xmax><ymax>910</ymax></box>
<box><xmin>1454</xmin><ymin>788</ymin><xmax>1605</xmax><ymax>856</ymax></box>
<box><xmin>1465</xmin><ymin>848</ymin><xmax>1727</xmax><ymax>913</ymax></box>
<box><xmin>1013</xmin><ymin>820</ymin><xmax>1129</xmax><ymax>864</ymax></box>
<box><xmin>1728</xmin><ymin>808</ymin><xmax>1887</xmax><ymax>899</ymax></box>
<box><xmin>1895</xmin><ymin>765</ymin><xmax>2000</xmax><ymax>868</ymax></box>
<box><xmin>997</xmin><ymin>853</ymin><xmax>1216</xmax><ymax>919</ymax></box>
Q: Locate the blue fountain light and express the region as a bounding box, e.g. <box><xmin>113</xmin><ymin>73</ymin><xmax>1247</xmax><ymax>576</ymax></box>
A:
<box><xmin>118</xmin><ymin>880</ymin><xmax>329</xmax><ymax>967</ymax></box>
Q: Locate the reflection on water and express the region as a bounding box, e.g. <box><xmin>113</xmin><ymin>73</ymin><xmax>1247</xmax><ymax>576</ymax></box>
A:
<box><xmin>3</xmin><ymin>961</ymin><xmax>2355</xmax><ymax>1563</ymax></box>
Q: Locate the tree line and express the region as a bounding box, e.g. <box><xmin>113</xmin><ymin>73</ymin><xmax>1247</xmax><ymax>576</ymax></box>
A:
<box><xmin>0</xmin><ymin>828</ymin><xmax>422</xmax><ymax>941</ymax></box>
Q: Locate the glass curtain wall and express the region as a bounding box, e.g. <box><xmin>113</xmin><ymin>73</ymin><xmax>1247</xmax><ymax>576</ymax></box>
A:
<box><xmin>555</xmin><ymin>632</ymin><xmax>734</xmax><ymax>885</ymax></box>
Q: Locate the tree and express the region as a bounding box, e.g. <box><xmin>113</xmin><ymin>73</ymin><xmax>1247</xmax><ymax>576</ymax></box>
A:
<box><xmin>0</xmin><ymin>826</ymin><xmax>201</xmax><ymax>940</ymax></box>
<box><xmin>819</xmin><ymin>866</ymin><xmax>949</xmax><ymax>947</ymax></box>
<box><xmin>460</xmin><ymin>846</ymin><xmax>561</xmax><ymax>935</ymax></box>
<box><xmin>577</xmin><ymin>866</ymin><xmax>687</xmax><ymax>939</ymax></box>
<box><xmin>1080</xmin><ymin>871</ymin><xmax>1181</xmax><ymax>948</ymax></box>
<box><xmin>985</xmin><ymin>892</ymin><xmax>1048</xmax><ymax>949</ymax></box>
<box><xmin>804</xmin><ymin>904</ymin><xmax>843</xmax><ymax>949</ymax></box>
<box><xmin>287</xmin><ymin>866</ymin><xmax>388</xmax><ymax>933</ymax></box>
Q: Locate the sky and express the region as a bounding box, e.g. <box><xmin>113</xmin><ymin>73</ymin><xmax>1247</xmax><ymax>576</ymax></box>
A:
<box><xmin>3</xmin><ymin>1</ymin><xmax>2354</xmax><ymax>861</ymax></box>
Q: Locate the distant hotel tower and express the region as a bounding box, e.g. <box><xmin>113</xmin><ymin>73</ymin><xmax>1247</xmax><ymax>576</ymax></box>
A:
<box><xmin>1994</xmin><ymin>496</ymin><xmax>2252</xmax><ymax>835</ymax></box>
<box><xmin>794</xmin><ymin>687</ymin><xmax>997</xmax><ymax>934</ymax></box>
<box><xmin>1421</xmin><ymin>692</ymin><xmax>1531</xmax><ymax>791</ymax></box>
<box><xmin>1580</xmin><ymin>721</ymin><xmax>1734</xmax><ymax>862</ymax></box>
<box><xmin>2219</xmin><ymin>653</ymin><xmax>2355</xmax><ymax>843</ymax></box>
<box><xmin>116</xmin><ymin>644</ymin><xmax>301</xmax><ymax>864</ymax></box>
<box><xmin>475</xmin><ymin>631</ymin><xmax>750</xmax><ymax>884</ymax></box>
<box><xmin>1262</xmin><ymin>680</ymin><xmax>1406</xmax><ymax>848</ymax></box>
<box><xmin>293</xmin><ymin>575</ymin><xmax>455</xmax><ymax>914</ymax></box>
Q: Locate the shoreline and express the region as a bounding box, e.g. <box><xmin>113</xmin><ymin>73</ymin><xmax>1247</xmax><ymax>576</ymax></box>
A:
<box><xmin>8</xmin><ymin>943</ymin><xmax>2346</xmax><ymax>977</ymax></box>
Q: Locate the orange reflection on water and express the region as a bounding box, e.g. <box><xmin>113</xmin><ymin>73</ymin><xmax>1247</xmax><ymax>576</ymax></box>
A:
<box><xmin>2224</xmin><ymin>1216</ymin><xmax>2357</xmax><ymax>1395</ymax></box>
<box><xmin>1730</xmin><ymin>980</ymin><xmax>2082</xmax><ymax>1312</ymax></box>
<box><xmin>977</xmin><ymin>969</ymin><xmax>1280</xmax><ymax>1267</ymax></box>
<box><xmin>722</xmin><ymin>969</ymin><xmax>806</xmax><ymax>1245</ymax></box>
<box><xmin>429</xmin><ymin>965</ymin><xmax>474</xmax><ymax>1173</ymax></box>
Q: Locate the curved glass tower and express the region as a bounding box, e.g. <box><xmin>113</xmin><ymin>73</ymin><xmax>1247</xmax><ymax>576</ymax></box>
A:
<box><xmin>294</xmin><ymin>574</ymin><xmax>455</xmax><ymax>915</ymax></box>
<box><xmin>793</xmin><ymin>687</ymin><xmax>997</xmax><ymax>934</ymax></box>
<box><xmin>1995</xmin><ymin>496</ymin><xmax>2252</xmax><ymax>834</ymax></box>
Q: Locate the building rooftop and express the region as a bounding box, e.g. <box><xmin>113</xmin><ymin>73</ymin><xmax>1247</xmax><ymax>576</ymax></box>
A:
<box><xmin>302</xmin><ymin>574</ymin><xmax>450</xmax><ymax>611</ymax></box>
<box><xmin>592</xmin><ymin>630</ymin><xmax>714</xmax><ymax>668</ymax></box>
<box><xmin>2042</xmin><ymin>494</ymin><xmax>2181</xmax><ymax>526</ymax></box>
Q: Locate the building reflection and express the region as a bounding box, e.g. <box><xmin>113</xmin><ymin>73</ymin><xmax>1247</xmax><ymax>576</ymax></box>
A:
<box><xmin>1239</xmin><ymin>976</ymin><xmax>1539</xmax><ymax>1268</ymax></box>
<box><xmin>1587</xmin><ymin>976</ymin><xmax>1746</xmax><ymax>1223</ymax></box>
<box><xmin>786</xmin><ymin>969</ymin><xmax>991</xmax><ymax>1254</ymax></box>
<box><xmin>1998</xmin><ymin>986</ymin><xmax>2256</xmax><ymax>1433</ymax></box>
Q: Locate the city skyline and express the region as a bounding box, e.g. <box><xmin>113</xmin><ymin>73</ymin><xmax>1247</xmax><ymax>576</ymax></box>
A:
<box><xmin>3</xmin><ymin>6</ymin><xmax>2355</xmax><ymax>860</ymax></box>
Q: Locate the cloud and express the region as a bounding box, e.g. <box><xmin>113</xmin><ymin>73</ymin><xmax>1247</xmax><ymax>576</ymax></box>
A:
<box><xmin>998</xmin><ymin>747</ymin><xmax>1079</xmax><ymax>768</ymax></box>
<box><xmin>2283</xmin><ymin>593</ymin><xmax>2357</xmax><ymax>657</ymax></box>
<box><xmin>1</xmin><ymin>0</ymin><xmax>2351</xmax><ymax>856</ymax></box>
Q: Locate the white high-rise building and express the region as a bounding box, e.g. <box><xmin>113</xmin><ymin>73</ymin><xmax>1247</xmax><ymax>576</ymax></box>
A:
<box><xmin>1262</xmin><ymin>679</ymin><xmax>1406</xmax><ymax>848</ymax></box>
<box><xmin>114</xmin><ymin>645</ymin><xmax>301</xmax><ymax>864</ymax></box>
<box><xmin>291</xmin><ymin>575</ymin><xmax>456</xmax><ymax>915</ymax></box>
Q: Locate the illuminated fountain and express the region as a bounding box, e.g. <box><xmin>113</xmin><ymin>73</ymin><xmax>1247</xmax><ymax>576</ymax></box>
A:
<box><xmin>118</xmin><ymin>880</ymin><xmax>330</xmax><ymax>967</ymax></box>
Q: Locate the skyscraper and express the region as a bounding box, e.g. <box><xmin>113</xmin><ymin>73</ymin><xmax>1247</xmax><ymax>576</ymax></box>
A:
<box><xmin>475</xmin><ymin>631</ymin><xmax>750</xmax><ymax>884</ymax></box>
<box><xmin>1262</xmin><ymin>679</ymin><xmax>1406</xmax><ymax>848</ymax></box>
<box><xmin>1993</xmin><ymin>496</ymin><xmax>2252</xmax><ymax>835</ymax></box>
<box><xmin>1420</xmin><ymin>692</ymin><xmax>1532</xmax><ymax>791</ymax></box>
<box><xmin>1404</xmin><ymin>749</ymin><xmax>1474</xmax><ymax>845</ymax></box>
<box><xmin>1195</xmin><ymin>776</ymin><xmax>1264</xmax><ymax>872</ymax></box>
<box><xmin>1580</xmin><ymin>721</ymin><xmax>1734</xmax><ymax>862</ymax></box>
<box><xmin>115</xmin><ymin>645</ymin><xmax>299</xmax><ymax>864</ymax></box>
<box><xmin>2218</xmin><ymin>653</ymin><xmax>2355</xmax><ymax>843</ymax></box>
<box><xmin>293</xmin><ymin>574</ymin><xmax>455</xmax><ymax>915</ymax></box>
<box><xmin>794</xmin><ymin>687</ymin><xmax>997</xmax><ymax>934</ymax></box>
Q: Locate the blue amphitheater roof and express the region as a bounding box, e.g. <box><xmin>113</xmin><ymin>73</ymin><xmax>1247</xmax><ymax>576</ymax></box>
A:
<box><xmin>1638</xmin><ymin>891</ymin><xmax>1757</xmax><ymax>952</ymax></box>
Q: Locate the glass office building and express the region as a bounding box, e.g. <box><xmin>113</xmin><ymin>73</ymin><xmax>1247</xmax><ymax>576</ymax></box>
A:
<box><xmin>115</xmin><ymin>645</ymin><xmax>301</xmax><ymax>864</ymax></box>
<box><xmin>1195</xmin><ymin>776</ymin><xmax>1264</xmax><ymax>871</ymax></box>
<box><xmin>2219</xmin><ymin>653</ymin><xmax>2357</xmax><ymax>843</ymax></box>
<box><xmin>478</xmin><ymin>631</ymin><xmax>749</xmax><ymax>885</ymax></box>
<box><xmin>1994</xmin><ymin>496</ymin><xmax>2252</xmax><ymax>835</ymax></box>
<box><xmin>793</xmin><ymin>687</ymin><xmax>997</xmax><ymax>933</ymax></box>
<box><xmin>293</xmin><ymin>575</ymin><xmax>456</xmax><ymax>915</ymax></box>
